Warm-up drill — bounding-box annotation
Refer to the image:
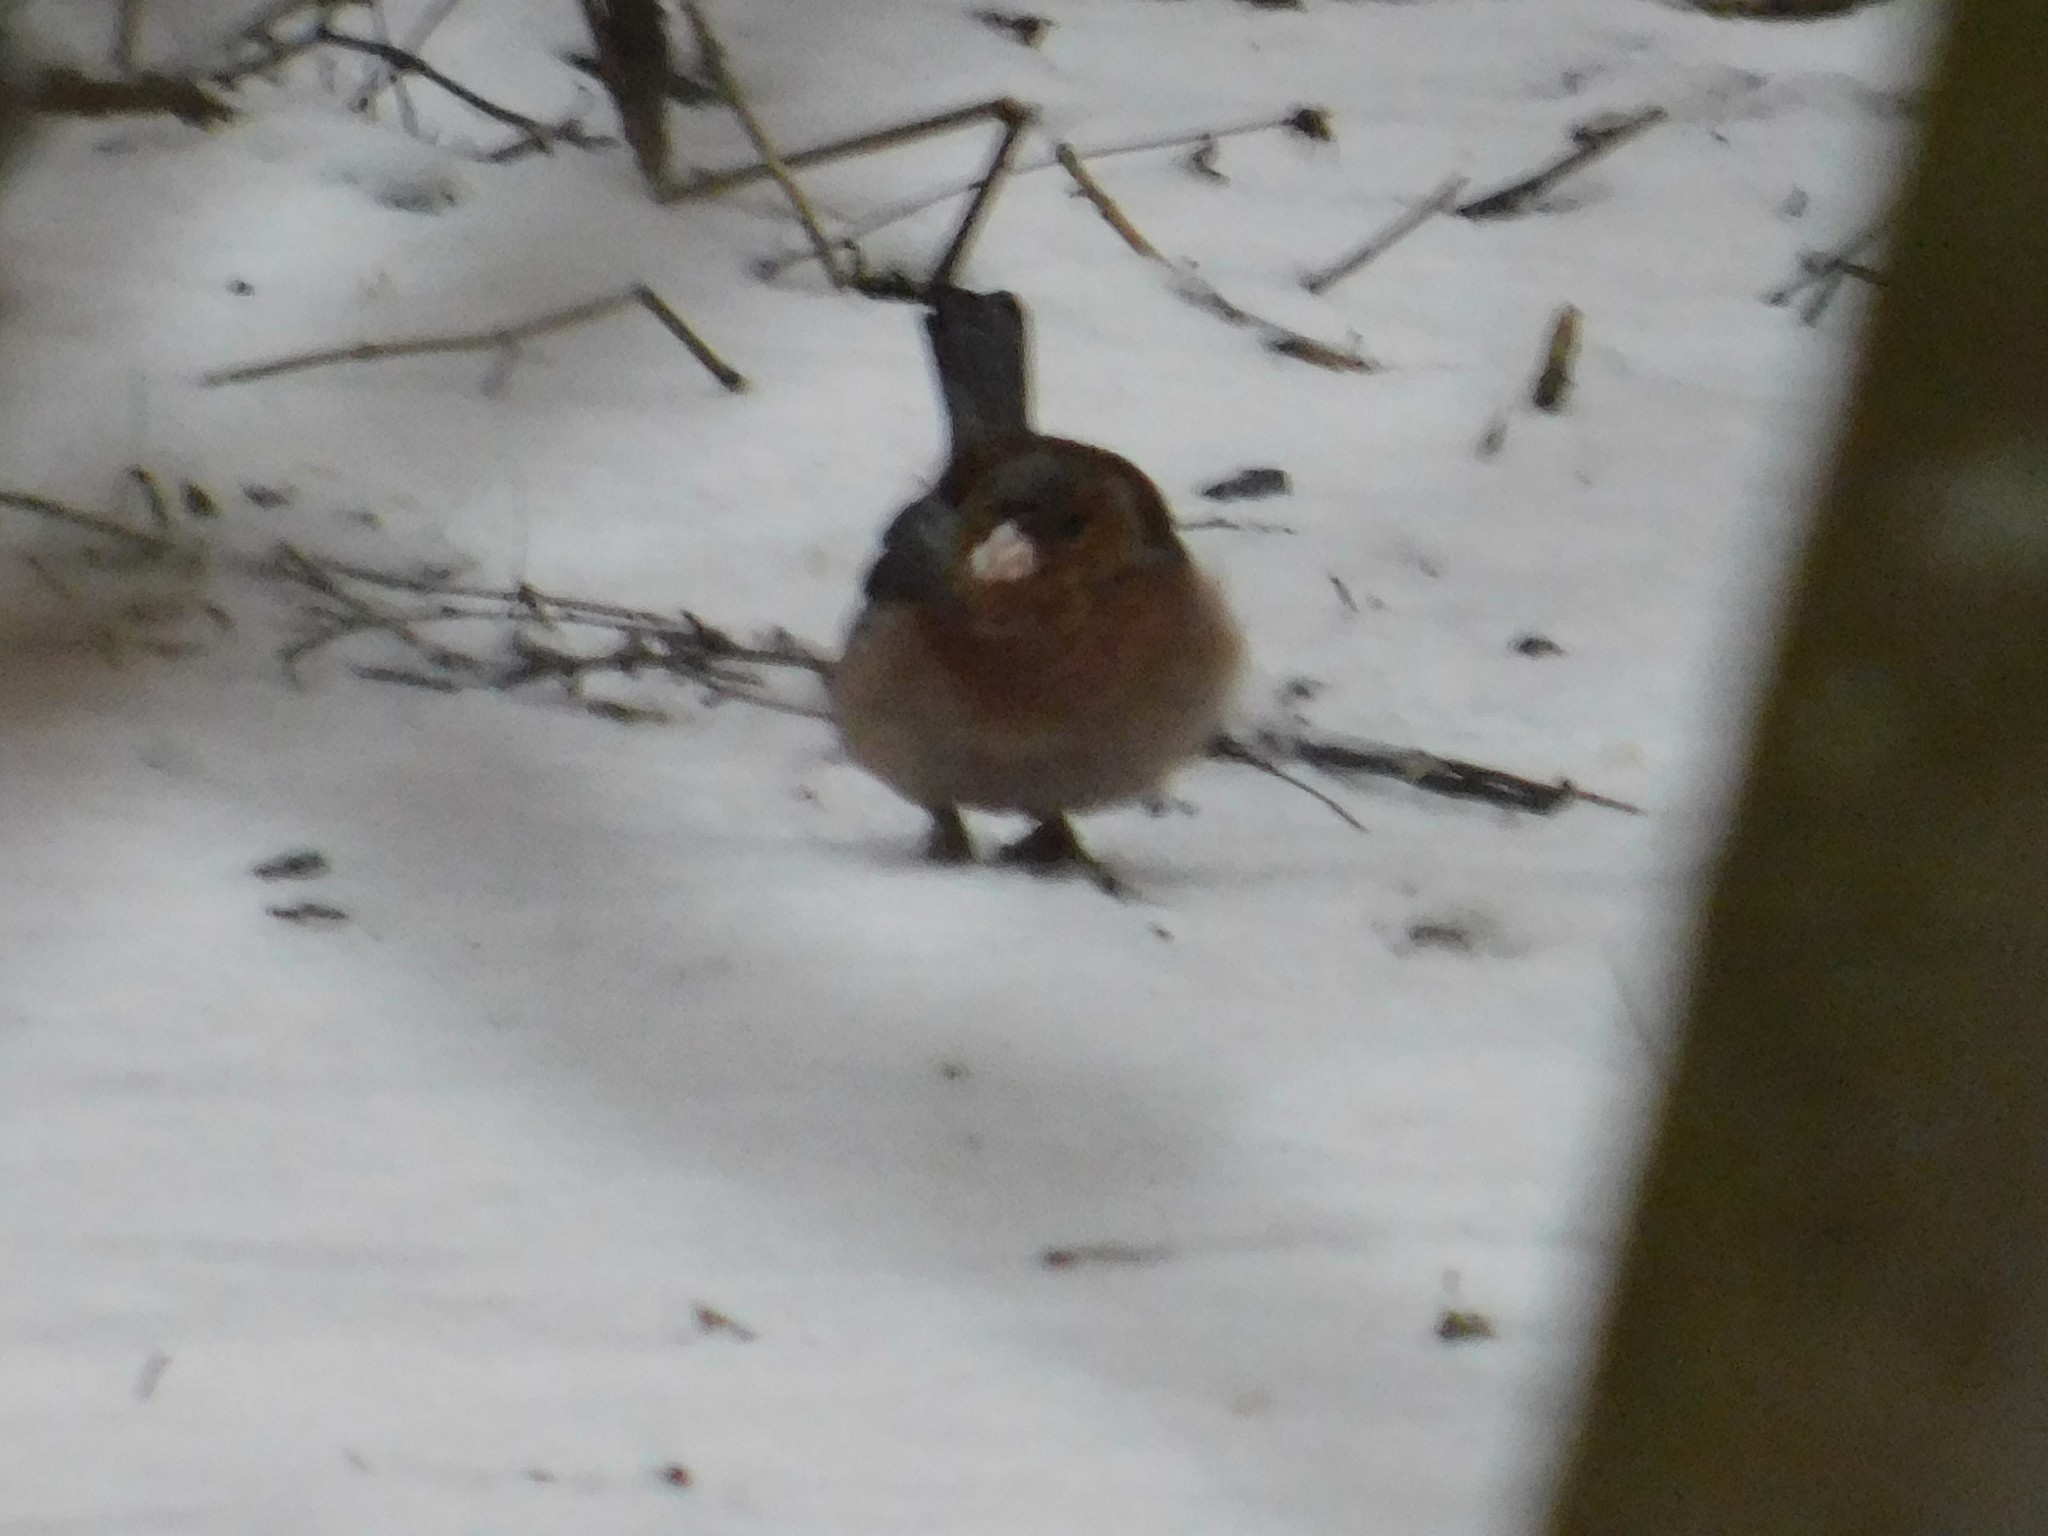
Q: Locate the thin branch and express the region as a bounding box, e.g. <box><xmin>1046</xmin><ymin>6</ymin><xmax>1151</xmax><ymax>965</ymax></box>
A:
<box><xmin>679</xmin><ymin>0</ymin><xmax>845</xmax><ymax>286</ymax></box>
<box><xmin>200</xmin><ymin>284</ymin><xmax>746</xmax><ymax>393</ymax></box>
<box><xmin>1055</xmin><ymin>143</ymin><xmax>1375</xmax><ymax>372</ymax></box>
<box><xmin>313</xmin><ymin>22</ymin><xmax>552</xmax><ymax>148</ymax></box>
<box><xmin>1055</xmin><ymin>141</ymin><xmax>1162</xmax><ymax>259</ymax></box>
<box><xmin>745</xmin><ymin>107</ymin><xmax>1324</xmax><ymax>280</ymax></box>
<box><xmin>1456</xmin><ymin>107</ymin><xmax>1666</xmax><ymax>221</ymax></box>
<box><xmin>1208</xmin><ymin>735</ymin><xmax>1369</xmax><ymax>833</ymax></box>
<box><xmin>0</xmin><ymin>489</ymin><xmax>177</xmax><ymax>553</ymax></box>
<box><xmin>1241</xmin><ymin>727</ymin><xmax>1642</xmax><ymax>815</ymax></box>
<box><xmin>268</xmin><ymin>546</ymin><xmax>830</xmax><ymax>715</ymax></box>
<box><xmin>1764</xmin><ymin>216</ymin><xmax>1889</xmax><ymax>325</ymax></box>
<box><xmin>926</xmin><ymin>101</ymin><xmax>1035</xmax><ymax>291</ymax></box>
<box><xmin>1302</xmin><ymin>172</ymin><xmax>1468</xmax><ymax>295</ymax></box>
<box><xmin>348</xmin><ymin>0</ymin><xmax>465</xmax><ymax>111</ymax></box>
<box><xmin>663</xmin><ymin>96</ymin><xmax>1027</xmax><ymax>203</ymax></box>
<box><xmin>359</xmin><ymin>2</ymin><xmax>419</xmax><ymax>135</ymax></box>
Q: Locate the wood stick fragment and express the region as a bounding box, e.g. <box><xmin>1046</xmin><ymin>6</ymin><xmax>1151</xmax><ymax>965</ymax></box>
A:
<box><xmin>1055</xmin><ymin>142</ymin><xmax>1162</xmax><ymax>259</ymax></box>
<box><xmin>1457</xmin><ymin>107</ymin><xmax>1666</xmax><ymax>221</ymax></box>
<box><xmin>200</xmin><ymin>285</ymin><xmax>746</xmax><ymax>392</ymax></box>
<box><xmin>1530</xmin><ymin>303</ymin><xmax>1582</xmax><ymax>412</ymax></box>
<box><xmin>679</xmin><ymin>0</ymin><xmax>844</xmax><ymax>286</ymax></box>
<box><xmin>1302</xmin><ymin>173</ymin><xmax>1468</xmax><ymax>295</ymax></box>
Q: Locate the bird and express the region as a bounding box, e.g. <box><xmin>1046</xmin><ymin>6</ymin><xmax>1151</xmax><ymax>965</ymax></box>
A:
<box><xmin>830</xmin><ymin>285</ymin><xmax>1243</xmax><ymax>891</ymax></box>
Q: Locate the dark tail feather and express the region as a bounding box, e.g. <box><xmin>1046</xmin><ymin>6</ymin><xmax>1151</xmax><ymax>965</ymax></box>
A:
<box><xmin>924</xmin><ymin>285</ymin><xmax>1031</xmax><ymax>455</ymax></box>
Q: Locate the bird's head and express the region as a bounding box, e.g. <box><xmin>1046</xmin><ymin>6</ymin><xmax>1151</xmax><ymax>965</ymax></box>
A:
<box><xmin>862</xmin><ymin>437</ymin><xmax>1185</xmax><ymax>613</ymax></box>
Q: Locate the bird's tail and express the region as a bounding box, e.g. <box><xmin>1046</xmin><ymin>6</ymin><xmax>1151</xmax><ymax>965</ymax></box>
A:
<box><xmin>924</xmin><ymin>285</ymin><xmax>1031</xmax><ymax>455</ymax></box>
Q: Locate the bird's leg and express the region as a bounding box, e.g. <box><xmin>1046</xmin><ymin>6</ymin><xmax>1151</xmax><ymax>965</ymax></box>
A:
<box><xmin>998</xmin><ymin>815</ymin><xmax>1127</xmax><ymax>898</ymax></box>
<box><xmin>923</xmin><ymin>805</ymin><xmax>974</xmax><ymax>864</ymax></box>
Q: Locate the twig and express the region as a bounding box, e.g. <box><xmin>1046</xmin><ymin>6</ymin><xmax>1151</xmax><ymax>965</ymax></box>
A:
<box><xmin>1456</xmin><ymin>107</ymin><xmax>1666</xmax><ymax>221</ymax></box>
<box><xmin>314</xmin><ymin>22</ymin><xmax>550</xmax><ymax>149</ymax></box>
<box><xmin>926</xmin><ymin>102</ymin><xmax>1035</xmax><ymax>291</ymax></box>
<box><xmin>349</xmin><ymin>0</ymin><xmax>464</xmax><ymax>111</ymax></box>
<box><xmin>200</xmin><ymin>284</ymin><xmax>746</xmax><ymax>393</ymax></box>
<box><xmin>359</xmin><ymin>2</ymin><xmax>419</xmax><ymax>135</ymax></box>
<box><xmin>1054</xmin><ymin>143</ymin><xmax>1375</xmax><ymax>373</ymax></box>
<box><xmin>0</xmin><ymin>489</ymin><xmax>177</xmax><ymax>553</ymax></box>
<box><xmin>480</xmin><ymin>119</ymin><xmax>616</xmax><ymax>164</ymax></box>
<box><xmin>1302</xmin><ymin>172</ymin><xmax>1468</xmax><ymax>295</ymax></box>
<box><xmin>1764</xmin><ymin>217</ymin><xmax>1888</xmax><ymax>325</ymax></box>
<box><xmin>1208</xmin><ymin>735</ymin><xmax>1368</xmax><ymax>832</ymax></box>
<box><xmin>1055</xmin><ymin>142</ymin><xmax>1161</xmax><ymax>259</ymax></box>
<box><xmin>1241</xmin><ymin>728</ymin><xmax>1641</xmax><ymax>815</ymax></box>
<box><xmin>267</xmin><ymin>545</ymin><xmax>830</xmax><ymax>714</ymax></box>
<box><xmin>679</xmin><ymin>0</ymin><xmax>845</xmax><ymax>286</ymax></box>
<box><xmin>664</xmin><ymin>96</ymin><xmax>1027</xmax><ymax>203</ymax></box>
<box><xmin>748</xmin><ymin>107</ymin><xmax>1322</xmax><ymax>279</ymax></box>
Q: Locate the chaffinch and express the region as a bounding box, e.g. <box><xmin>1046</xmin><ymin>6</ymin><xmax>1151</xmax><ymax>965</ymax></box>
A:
<box><xmin>831</xmin><ymin>286</ymin><xmax>1243</xmax><ymax>889</ymax></box>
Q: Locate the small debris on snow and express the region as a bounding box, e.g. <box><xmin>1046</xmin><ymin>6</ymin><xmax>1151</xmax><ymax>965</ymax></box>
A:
<box><xmin>694</xmin><ymin>1304</ymin><xmax>760</xmax><ymax>1342</ymax></box>
<box><xmin>133</xmin><ymin>1349</ymin><xmax>171</xmax><ymax>1401</ymax></box>
<box><xmin>1041</xmin><ymin>1242</ymin><xmax>1172</xmax><ymax>1270</ymax></box>
<box><xmin>1436</xmin><ymin>1308</ymin><xmax>1498</xmax><ymax>1343</ymax></box>
<box><xmin>252</xmin><ymin>849</ymin><xmax>329</xmax><ymax>881</ymax></box>
<box><xmin>1200</xmin><ymin>466</ymin><xmax>1292</xmax><ymax>502</ymax></box>
<box><xmin>974</xmin><ymin>10</ymin><xmax>1053</xmax><ymax>47</ymax></box>
<box><xmin>267</xmin><ymin>901</ymin><xmax>350</xmax><ymax>926</ymax></box>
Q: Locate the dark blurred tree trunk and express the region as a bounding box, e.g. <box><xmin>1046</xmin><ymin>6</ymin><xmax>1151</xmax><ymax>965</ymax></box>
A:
<box><xmin>578</xmin><ymin>0</ymin><xmax>672</xmax><ymax>193</ymax></box>
<box><xmin>1543</xmin><ymin>3</ymin><xmax>2048</xmax><ymax>1533</ymax></box>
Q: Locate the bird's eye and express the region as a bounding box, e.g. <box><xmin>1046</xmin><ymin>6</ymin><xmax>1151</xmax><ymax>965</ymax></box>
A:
<box><xmin>1055</xmin><ymin>509</ymin><xmax>1088</xmax><ymax>541</ymax></box>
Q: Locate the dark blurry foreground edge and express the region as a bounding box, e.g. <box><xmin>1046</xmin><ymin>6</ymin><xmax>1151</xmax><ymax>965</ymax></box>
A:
<box><xmin>1544</xmin><ymin>5</ymin><xmax>2048</xmax><ymax>1534</ymax></box>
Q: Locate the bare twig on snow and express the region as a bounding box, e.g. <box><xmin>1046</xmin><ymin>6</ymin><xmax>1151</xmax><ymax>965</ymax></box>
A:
<box><xmin>1764</xmin><ymin>217</ymin><xmax>1888</xmax><ymax>324</ymax></box>
<box><xmin>679</xmin><ymin>0</ymin><xmax>845</xmax><ymax>286</ymax></box>
<box><xmin>1457</xmin><ymin>107</ymin><xmax>1666</xmax><ymax>221</ymax></box>
<box><xmin>1302</xmin><ymin>172</ymin><xmax>1468</xmax><ymax>295</ymax></box>
<box><xmin>201</xmin><ymin>284</ymin><xmax>746</xmax><ymax>393</ymax></box>
<box><xmin>1239</xmin><ymin>727</ymin><xmax>1641</xmax><ymax>815</ymax></box>
<box><xmin>1055</xmin><ymin>142</ymin><xmax>1375</xmax><ymax>372</ymax></box>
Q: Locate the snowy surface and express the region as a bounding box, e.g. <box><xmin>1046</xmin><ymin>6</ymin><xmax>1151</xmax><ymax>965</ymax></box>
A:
<box><xmin>0</xmin><ymin>2</ymin><xmax>1929</xmax><ymax>1531</ymax></box>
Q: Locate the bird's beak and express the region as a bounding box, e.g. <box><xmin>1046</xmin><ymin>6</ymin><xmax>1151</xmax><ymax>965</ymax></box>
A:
<box><xmin>863</xmin><ymin>494</ymin><xmax>962</xmax><ymax>604</ymax></box>
<box><xmin>965</xmin><ymin>520</ymin><xmax>1039</xmax><ymax>584</ymax></box>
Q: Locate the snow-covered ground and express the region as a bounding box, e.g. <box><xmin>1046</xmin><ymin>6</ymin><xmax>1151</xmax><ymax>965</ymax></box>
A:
<box><xmin>0</xmin><ymin>2</ymin><xmax>1930</xmax><ymax>1531</ymax></box>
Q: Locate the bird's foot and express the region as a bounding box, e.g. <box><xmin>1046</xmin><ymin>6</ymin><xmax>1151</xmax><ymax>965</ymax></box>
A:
<box><xmin>923</xmin><ymin>806</ymin><xmax>974</xmax><ymax>864</ymax></box>
<box><xmin>998</xmin><ymin>816</ymin><xmax>1128</xmax><ymax>898</ymax></box>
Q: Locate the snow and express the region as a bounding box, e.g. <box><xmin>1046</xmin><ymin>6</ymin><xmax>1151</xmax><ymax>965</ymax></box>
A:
<box><xmin>0</xmin><ymin>1</ymin><xmax>1928</xmax><ymax>1531</ymax></box>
